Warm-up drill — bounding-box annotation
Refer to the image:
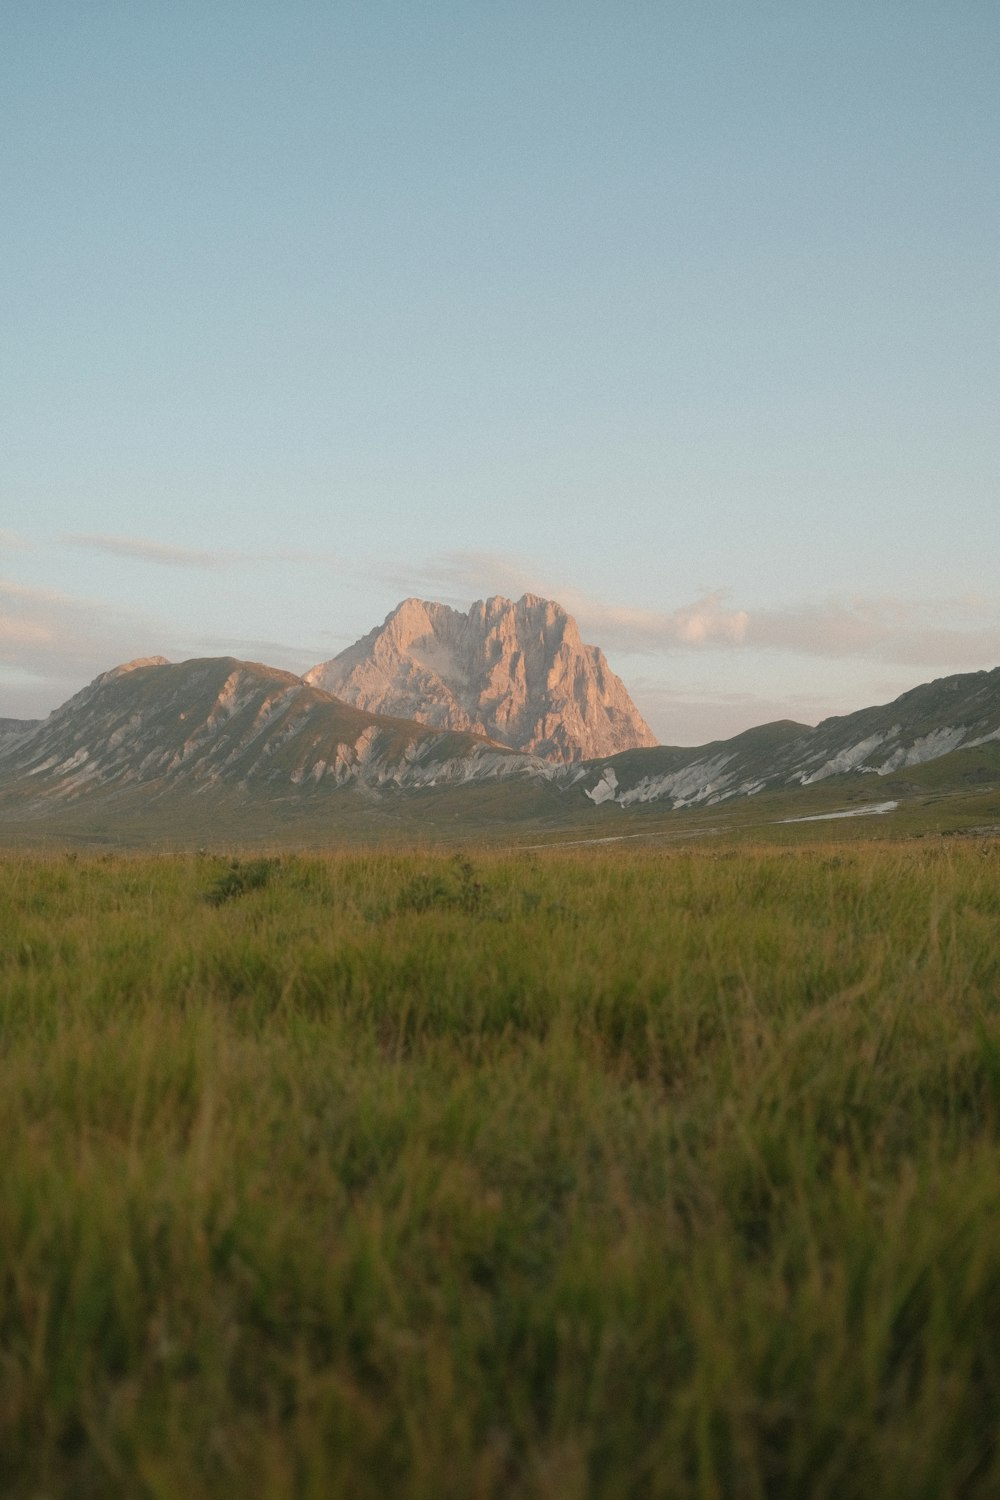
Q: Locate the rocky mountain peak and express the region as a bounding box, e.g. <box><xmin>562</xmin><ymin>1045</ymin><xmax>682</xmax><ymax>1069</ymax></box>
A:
<box><xmin>305</xmin><ymin>594</ymin><xmax>658</xmax><ymax>762</ymax></box>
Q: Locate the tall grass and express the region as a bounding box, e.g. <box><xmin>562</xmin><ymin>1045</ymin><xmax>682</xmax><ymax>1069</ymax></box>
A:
<box><xmin>1</xmin><ymin>842</ymin><xmax>999</xmax><ymax>1497</ymax></box>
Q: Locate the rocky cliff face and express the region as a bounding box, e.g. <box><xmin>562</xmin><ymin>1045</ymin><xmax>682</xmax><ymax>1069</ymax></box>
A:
<box><xmin>305</xmin><ymin>594</ymin><xmax>658</xmax><ymax>763</ymax></box>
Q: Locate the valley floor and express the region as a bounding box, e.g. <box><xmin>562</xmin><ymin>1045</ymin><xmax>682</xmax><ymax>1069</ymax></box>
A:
<box><xmin>2</xmin><ymin>841</ymin><xmax>999</xmax><ymax>1497</ymax></box>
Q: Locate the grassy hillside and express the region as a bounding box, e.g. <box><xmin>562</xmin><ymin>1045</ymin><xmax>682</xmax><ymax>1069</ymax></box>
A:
<box><xmin>2</xmin><ymin>841</ymin><xmax>1000</xmax><ymax>1496</ymax></box>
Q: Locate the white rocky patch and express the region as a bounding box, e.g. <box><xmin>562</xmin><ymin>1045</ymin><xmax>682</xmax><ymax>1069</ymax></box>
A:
<box><xmin>616</xmin><ymin>753</ymin><xmax>737</xmax><ymax>808</ymax></box>
<box><xmin>51</xmin><ymin>759</ymin><xmax>104</xmax><ymax>797</ymax></box>
<box><xmin>53</xmin><ymin>747</ymin><xmax>89</xmax><ymax>774</ymax></box>
<box><xmin>25</xmin><ymin>754</ymin><xmax>61</xmax><ymax>776</ymax></box>
<box><xmin>205</xmin><ymin>672</ymin><xmax>253</xmax><ymax>729</ymax></box>
<box><xmin>799</xmin><ymin>733</ymin><xmax>888</xmax><ymax>784</ymax></box>
<box><xmin>586</xmin><ymin>767</ymin><xmax>619</xmax><ymax>805</ymax></box>
<box><xmin>353</xmin><ymin>726</ymin><xmax>380</xmax><ymax>765</ymax></box>
<box><xmin>875</xmin><ymin>726</ymin><xmax>967</xmax><ymax>773</ymax></box>
<box><xmin>99</xmin><ymin>656</ymin><xmax>170</xmax><ymax>682</ymax></box>
<box><xmin>963</xmin><ymin>724</ymin><xmax>1000</xmax><ymax>750</ymax></box>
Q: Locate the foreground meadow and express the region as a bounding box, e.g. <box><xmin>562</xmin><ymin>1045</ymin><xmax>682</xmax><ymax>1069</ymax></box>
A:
<box><xmin>1</xmin><ymin>842</ymin><xmax>999</xmax><ymax>1498</ymax></box>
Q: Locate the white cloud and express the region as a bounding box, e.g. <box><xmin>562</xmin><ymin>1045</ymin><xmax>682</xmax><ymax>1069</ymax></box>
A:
<box><xmin>64</xmin><ymin>534</ymin><xmax>237</xmax><ymax>569</ymax></box>
<box><xmin>0</xmin><ymin>579</ymin><xmax>170</xmax><ymax>715</ymax></box>
<box><xmin>63</xmin><ymin>534</ymin><xmax>342</xmax><ymax>571</ymax></box>
<box><xmin>0</xmin><ymin>617</ymin><xmax>53</xmax><ymax>646</ymax></box>
<box><xmin>391</xmin><ymin>551</ymin><xmax>1000</xmax><ymax>670</ymax></box>
<box><xmin>387</xmin><ymin>551</ymin><xmax>749</xmax><ymax>649</ymax></box>
<box><xmin>0</xmin><ymin>579</ymin><xmax>335</xmax><ymax>717</ymax></box>
<box><xmin>561</xmin><ymin>590</ymin><xmax>749</xmax><ymax>650</ymax></box>
<box><xmin>748</xmin><ymin>596</ymin><xmax>1000</xmax><ymax>666</ymax></box>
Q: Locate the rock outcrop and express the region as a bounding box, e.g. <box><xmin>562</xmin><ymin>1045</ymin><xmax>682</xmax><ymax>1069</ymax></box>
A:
<box><xmin>305</xmin><ymin>594</ymin><xmax>658</xmax><ymax>763</ymax></box>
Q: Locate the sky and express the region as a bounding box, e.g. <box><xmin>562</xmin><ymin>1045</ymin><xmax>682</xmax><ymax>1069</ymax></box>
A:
<box><xmin>2</xmin><ymin>1</ymin><xmax>998</xmax><ymax>744</ymax></box>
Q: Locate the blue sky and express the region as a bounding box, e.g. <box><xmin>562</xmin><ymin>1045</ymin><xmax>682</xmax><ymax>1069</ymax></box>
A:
<box><xmin>2</xmin><ymin>2</ymin><xmax>998</xmax><ymax>743</ymax></box>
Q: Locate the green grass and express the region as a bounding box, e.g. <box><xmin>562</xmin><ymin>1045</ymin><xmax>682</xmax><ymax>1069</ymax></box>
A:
<box><xmin>2</xmin><ymin>842</ymin><xmax>1000</xmax><ymax>1497</ymax></box>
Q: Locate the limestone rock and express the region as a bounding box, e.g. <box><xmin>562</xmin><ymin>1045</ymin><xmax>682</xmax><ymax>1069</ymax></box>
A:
<box><xmin>305</xmin><ymin>594</ymin><xmax>658</xmax><ymax>762</ymax></box>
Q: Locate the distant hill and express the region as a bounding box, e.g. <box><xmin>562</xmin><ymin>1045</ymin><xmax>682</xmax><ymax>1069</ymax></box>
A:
<box><xmin>305</xmin><ymin>594</ymin><xmax>658</xmax><ymax>763</ymax></box>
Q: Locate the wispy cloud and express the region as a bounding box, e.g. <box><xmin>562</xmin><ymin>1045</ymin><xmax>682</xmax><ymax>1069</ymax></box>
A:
<box><xmin>583</xmin><ymin>593</ymin><xmax>1000</xmax><ymax>669</ymax></box>
<box><xmin>747</xmin><ymin>596</ymin><xmax>1000</xmax><ymax>666</ymax></box>
<box><xmin>63</xmin><ymin>533</ymin><xmax>342</xmax><ymax>571</ymax></box>
<box><xmin>386</xmin><ymin>549</ymin><xmax>745</xmax><ymax>647</ymax></box>
<box><xmin>64</xmin><ymin>534</ymin><xmax>239</xmax><ymax>569</ymax></box>
<box><xmin>0</xmin><ymin>580</ymin><xmax>155</xmax><ymax>667</ymax></box>
<box><xmin>0</xmin><ymin>530</ymin><xmax>29</xmax><ymax>553</ymax></box>
<box><xmin>0</xmin><ymin>579</ymin><xmax>333</xmax><ymax>717</ymax></box>
<box><xmin>393</xmin><ymin>550</ymin><xmax>1000</xmax><ymax>670</ymax></box>
<box><xmin>561</xmin><ymin>591</ymin><xmax>749</xmax><ymax>650</ymax></box>
<box><xmin>0</xmin><ymin>578</ymin><xmax>172</xmax><ymax>715</ymax></box>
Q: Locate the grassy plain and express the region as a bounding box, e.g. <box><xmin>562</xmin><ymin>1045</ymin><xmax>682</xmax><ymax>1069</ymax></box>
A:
<box><xmin>1</xmin><ymin>839</ymin><xmax>1000</xmax><ymax>1497</ymax></box>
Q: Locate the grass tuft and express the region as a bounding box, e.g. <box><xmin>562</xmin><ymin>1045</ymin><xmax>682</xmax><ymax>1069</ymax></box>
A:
<box><xmin>202</xmin><ymin>856</ymin><xmax>280</xmax><ymax>905</ymax></box>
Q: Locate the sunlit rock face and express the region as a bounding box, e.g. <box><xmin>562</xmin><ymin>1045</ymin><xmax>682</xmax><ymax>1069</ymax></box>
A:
<box><xmin>306</xmin><ymin>593</ymin><xmax>659</xmax><ymax>763</ymax></box>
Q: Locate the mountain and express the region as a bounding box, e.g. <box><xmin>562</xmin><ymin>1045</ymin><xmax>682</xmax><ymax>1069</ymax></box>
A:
<box><xmin>0</xmin><ymin>647</ymin><xmax>998</xmax><ymax>845</ymax></box>
<box><xmin>0</xmin><ymin>655</ymin><xmax>550</xmax><ymax>823</ymax></box>
<box><xmin>575</xmin><ymin>665</ymin><xmax>1000</xmax><ymax>809</ymax></box>
<box><xmin>305</xmin><ymin>594</ymin><xmax>658</xmax><ymax>763</ymax></box>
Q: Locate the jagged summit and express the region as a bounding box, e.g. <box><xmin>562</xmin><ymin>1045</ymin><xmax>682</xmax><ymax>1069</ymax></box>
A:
<box><xmin>305</xmin><ymin>593</ymin><xmax>658</xmax><ymax>762</ymax></box>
